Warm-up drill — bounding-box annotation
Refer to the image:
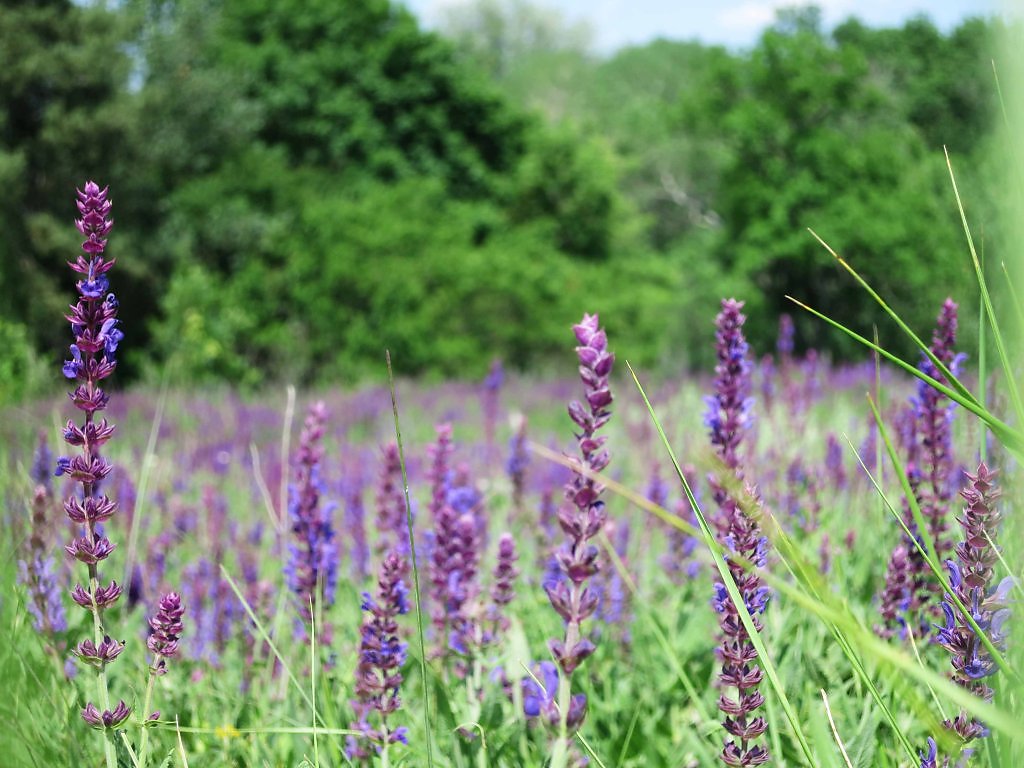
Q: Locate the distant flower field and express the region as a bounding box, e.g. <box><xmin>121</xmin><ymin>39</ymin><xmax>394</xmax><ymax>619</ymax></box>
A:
<box><xmin>2</xmin><ymin>182</ymin><xmax>1022</xmax><ymax>768</ymax></box>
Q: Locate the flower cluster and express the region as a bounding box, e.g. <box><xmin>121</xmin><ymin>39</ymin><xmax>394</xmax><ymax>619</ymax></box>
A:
<box><xmin>544</xmin><ymin>312</ymin><xmax>614</xmax><ymax>732</ymax></box>
<box><xmin>925</xmin><ymin>463</ymin><xmax>1011</xmax><ymax>766</ymax></box>
<box><xmin>147</xmin><ymin>592</ymin><xmax>185</xmax><ymax>671</ymax></box>
<box><xmin>705</xmin><ymin>299</ymin><xmax>770</xmax><ymax>767</ymax></box>
<box><xmin>506</xmin><ymin>416</ymin><xmax>530</xmax><ymax>512</ymax></box>
<box><xmin>705</xmin><ymin>299</ymin><xmax>754</xmax><ymax>493</ymax></box>
<box><xmin>912</xmin><ymin>300</ymin><xmax>964</xmax><ymax>569</ymax></box>
<box><xmin>881</xmin><ymin>299</ymin><xmax>964</xmax><ymax>638</ymax></box>
<box><xmin>17</xmin><ymin>434</ymin><xmax>67</xmax><ymax>636</ymax></box>
<box><xmin>57</xmin><ymin>182</ymin><xmax>131</xmax><ymax>731</ymax></box>
<box><xmin>375</xmin><ymin>442</ymin><xmax>407</xmax><ymax>555</ymax></box>
<box><xmin>347</xmin><ymin>552</ymin><xmax>411</xmax><ymax>761</ymax></box>
<box><xmin>284</xmin><ymin>401</ymin><xmax>338</xmax><ymax>644</ymax></box>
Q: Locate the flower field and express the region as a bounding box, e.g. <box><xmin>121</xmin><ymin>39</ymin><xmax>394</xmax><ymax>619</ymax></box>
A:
<box><xmin>3</xmin><ymin>182</ymin><xmax>1021</xmax><ymax>768</ymax></box>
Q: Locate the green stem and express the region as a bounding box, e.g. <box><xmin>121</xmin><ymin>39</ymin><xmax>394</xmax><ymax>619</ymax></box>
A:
<box><xmin>137</xmin><ymin>660</ymin><xmax>161</xmax><ymax>768</ymax></box>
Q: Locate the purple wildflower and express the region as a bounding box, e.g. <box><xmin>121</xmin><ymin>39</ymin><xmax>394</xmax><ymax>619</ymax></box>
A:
<box><xmin>18</xmin><ymin>433</ymin><xmax>67</xmax><ymax>635</ymax></box>
<box><xmin>347</xmin><ymin>552</ymin><xmax>410</xmax><ymax>761</ymax></box>
<box><xmin>877</xmin><ymin>545</ymin><xmax>913</xmax><ymax>640</ymax></box>
<box><xmin>912</xmin><ymin>299</ymin><xmax>964</xmax><ymax>566</ymax></box>
<box><xmin>927</xmin><ymin>464</ymin><xmax>1010</xmax><ymax>765</ymax></box>
<box><xmin>882</xmin><ymin>299</ymin><xmax>965</xmax><ymax>637</ymax></box>
<box><xmin>705</xmin><ymin>299</ymin><xmax>754</xmax><ymax>517</ymax></box>
<box><xmin>706</xmin><ymin>299</ymin><xmax>771</xmax><ymax>767</ymax></box>
<box><xmin>81</xmin><ymin>701</ymin><xmax>132</xmax><ymax>731</ymax></box>
<box><xmin>427</xmin><ymin>423</ymin><xmax>454</xmax><ymax>522</ymax></box>
<box><xmin>776</xmin><ymin>313</ymin><xmax>795</xmax><ymax>362</ymax></box>
<box><xmin>506</xmin><ymin>416</ymin><xmax>530</xmax><ymax>513</ymax></box>
<box><xmin>544</xmin><ymin>313</ymin><xmax>614</xmax><ymax>735</ymax></box>
<box><xmin>284</xmin><ymin>402</ymin><xmax>338</xmax><ymax>644</ymax></box>
<box><xmin>482</xmin><ymin>358</ymin><xmax>504</xmax><ymax>462</ymax></box>
<box><xmin>488</xmin><ymin>533</ymin><xmax>519</xmax><ymax>634</ymax></box>
<box><xmin>343</xmin><ymin>475</ymin><xmax>370</xmax><ymax>583</ymax></box>
<box><xmin>520</xmin><ymin>660</ymin><xmax>587</xmax><ymax>730</ymax></box>
<box><xmin>824</xmin><ymin>433</ymin><xmax>847</xmax><ymax>490</ymax></box>
<box><xmin>147</xmin><ymin>592</ymin><xmax>185</xmax><ymax>672</ymax></box>
<box><xmin>375</xmin><ymin>442</ymin><xmax>407</xmax><ymax>555</ymax></box>
<box><xmin>57</xmin><ymin>182</ymin><xmax>130</xmax><ymax>734</ymax></box>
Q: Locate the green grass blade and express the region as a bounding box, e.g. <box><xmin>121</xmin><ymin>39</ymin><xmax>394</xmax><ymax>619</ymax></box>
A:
<box><xmin>944</xmin><ymin>147</ymin><xmax>1024</xmax><ymax>425</ymax></box>
<box><xmin>385</xmin><ymin>350</ymin><xmax>435</xmax><ymax>768</ymax></box>
<box><xmin>806</xmin><ymin>228</ymin><xmax>977</xmax><ymax>407</ymax></box>
<box><xmin>786</xmin><ymin>295</ymin><xmax>1023</xmax><ymax>456</ymax></box>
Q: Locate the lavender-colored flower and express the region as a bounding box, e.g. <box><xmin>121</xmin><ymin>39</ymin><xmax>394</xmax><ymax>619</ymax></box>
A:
<box><xmin>877</xmin><ymin>545</ymin><xmax>913</xmax><ymax>640</ymax></box>
<box><xmin>487</xmin><ymin>532</ymin><xmax>519</xmax><ymax>634</ymax></box>
<box><xmin>347</xmin><ymin>552</ymin><xmax>410</xmax><ymax>761</ymax></box>
<box><xmin>342</xmin><ymin>475</ymin><xmax>370</xmax><ymax>583</ymax></box>
<box><xmin>544</xmin><ymin>313</ymin><xmax>614</xmax><ymax>735</ymax></box>
<box><xmin>824</xmin><ymin>433</ymin><xmax>847</xmax><ymax>490</ymax></box>
<box><xmin>927</xmin><ymin>464</ymin><xmax>1010</xmax><ymax>765</ymax></box>
<box><xmin>912</xmin><ymin>299</ymin><xmax>964</xmax><ymax>568</ymax></box>
<box><xmin>375</xmin><ymin>442</ymin><xmax>407</xmax><ymax>555</ymax></box>
<box><xmin>18</xmin><ymin>435</ymin><xmax>68</xmax><ymax>635</ymax></box>
<box><xmin>482</xmin><ymin>358</ymin><xmax>504</xmax><ymax>461</ymax></box>
<box><xmin>520</xmin><ymin>660</ymin><xmax>587</xmax><ymax>730</ymax></box>
<box><xmin>759</xmin><ymin>354</ymin><xmax>776</xmax><ymax>412</ymax></box>
<box><xmin>147</xmin><ymin>592</ymin><xmax>185</xmax><ymax>665</ymax></box>
<box><xmin>81</xmin><ymin>701</ymin><xmax>132</xmax><ymax>730</ymax></box>
<box><xmin>432</xmin><ymin>507</ymin><xmax>482</xmax><ymax>664</ymax></box>
<box><xmin>285</xmin><ymin>402</ymin><xmax>338</xmax><ymax>644</ymax></box>
<box><xmin>705</xmin><ymin>299</ymin><xmax>771</xmax><ymax>767</ymax></box>
<box><xmin>57</xmin><ymin>182</ymin><xmax>130</xmax><ymax>734</ymax></box>
<box><xmin>506</xmin><ymin>417</ymin><xmax>530</xmax><ymax>513</ymax></box>
<box><xmin>777</xmin><ymin>313</ymin><xmax>795</xmax><ymax>356</ymax></box>
<box><xmin>882</xmin><ymin>299</ymin><xmax>965</xmax><ymax>637</ymax></box>
<box><xmin>427</xmin><ymin>423</ymin><xmax>454</xmax><ymax>522</ymax></box>
<box><xmin>705</xmin><ymin>299</ymin><xmax>754</xmax><ymax>520</ymax></box>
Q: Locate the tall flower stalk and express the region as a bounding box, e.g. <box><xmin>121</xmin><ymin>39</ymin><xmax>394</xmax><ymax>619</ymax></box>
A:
<box><xmin>18</xmin><ymin>433</ymin><xmax>68</xmax><ymax>639</ymax></box>
<box><xmin>137</xmin><ymin>592</ymin><xmax>185</xmax><ymax>766</ymax></box>
<box><xmin>285</xmin><ymin>401</ymin><xmax>338</xmax><ymax>645</ymax></box>
<box><xmin>56</xmin><ymin>181</ymin><xmax>127</xmax><ymax>766</ymax></box>
<box><xmin>880</xmin><ymin>299</ymin><xmax>964</xmax><ymax>637</ymax></box>
<box><xmin>347</xmin><ymin>551</ymin><xmax>411</xmax><ymax>765</ymax></box>
<box><xmin>923</xmin><ymin>463</ymin><xmax>1011</xmax><ymax>767</ymax></box>
<box><xmin>544</xmin><ymin>313</ymin><xmax>614</xmax><ymax>759</ymax></box>
<box><xmin>705</xmin><ymin>299</ymin><xmax>770</xmax><ymax>767</ymax></box>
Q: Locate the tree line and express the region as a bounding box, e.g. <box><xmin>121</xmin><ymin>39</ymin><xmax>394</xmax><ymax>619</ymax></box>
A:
<box><xmin>0</xmin><ymin>1</ymin><xmax>1007</xmax><ymax>395</ymax></box>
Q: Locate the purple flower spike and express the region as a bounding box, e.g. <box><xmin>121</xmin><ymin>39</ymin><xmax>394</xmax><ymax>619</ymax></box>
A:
<box><xmin>58</xmin><ymin>182</ymin><xmax>131</xmax><ymax>747</ymax></box>
<box><xmin>375</xmin><ymin>442</ymin><xmax>408</xmax><ymax>555</ymax></box>
<box><xmin>706</xmin><ymin>299</ymin><xmax>771</xmax><ymax>767</ymax></box>
<box><xmin>17</xmin><ymin>434</ymin><xmax>67</xmax><ymax>636</ymax></box>
<box><xmin>926</xmin><ymin>463</ymin><xmax>1008</xmax><ymax>764</ymax></box>
<box><xmin>148</xmin><ymin>592</ymin><xmax>185</xmax><ymax>661</ymax></box>
<box><xmin>347</xmin><ymin>552</ymin><xmax>410</xmax><ymax>760</ymax></box>
<box><xmin>285</xmin><ymin>402</ymin><xmax>338</xmax><ymax>644</ymax></box>
<box><xmin>544</xmin><ymin>312</ymin><xmax>614</xmax><ymax>736</ymax></box>
<box><xmin>881</xmin><ymin>299</ymin><xmax>965</xmax><ymax>638</ymax></box>
<box><xmin>506</xmin><ymin>417</ymin><xmax>530</xmax><ymax>512</ymax></box>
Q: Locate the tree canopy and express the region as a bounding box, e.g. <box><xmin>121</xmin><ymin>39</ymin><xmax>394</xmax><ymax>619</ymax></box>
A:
<box><xmin>0</xmin><ymin>0</ymin><xmax>1007</xmax><ymax>391</ymax></box>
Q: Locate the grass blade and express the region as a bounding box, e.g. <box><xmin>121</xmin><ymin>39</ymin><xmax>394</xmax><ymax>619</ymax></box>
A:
<box><xmin>385</xmin><ymin>350</ymin><xmax>435</xmax><ymax>768</ymax></box>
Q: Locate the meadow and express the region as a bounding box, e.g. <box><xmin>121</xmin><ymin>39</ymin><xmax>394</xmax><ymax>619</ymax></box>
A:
<box><xmin>3</xmin><ymin>197</ymin><xmax>1021</xmax><ymax>766</ymax></box>
<box><xmin>2</xmin><ymin>5</ymin><xmax>1023</xmax><ymax>767</ymax></box>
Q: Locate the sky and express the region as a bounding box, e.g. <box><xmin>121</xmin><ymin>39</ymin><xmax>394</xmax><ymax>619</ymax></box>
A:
<box><xmin>405</xmin><ymin>0</ymin><xmax>998</xmax><ymax>52</ymax></box>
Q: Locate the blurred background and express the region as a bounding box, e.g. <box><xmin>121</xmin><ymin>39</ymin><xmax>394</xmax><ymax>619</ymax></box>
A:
<box><xmin>0</xmin><ymin>0</ymin><xmax>1014</xmax><ymax>397</ymax></box>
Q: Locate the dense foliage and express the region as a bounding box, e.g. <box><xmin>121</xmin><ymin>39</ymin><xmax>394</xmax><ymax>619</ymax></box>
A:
<box><xmin>0</xmin><ymin>0</ymin><xmax>1004</xmax><ymax>391</ymax></box>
